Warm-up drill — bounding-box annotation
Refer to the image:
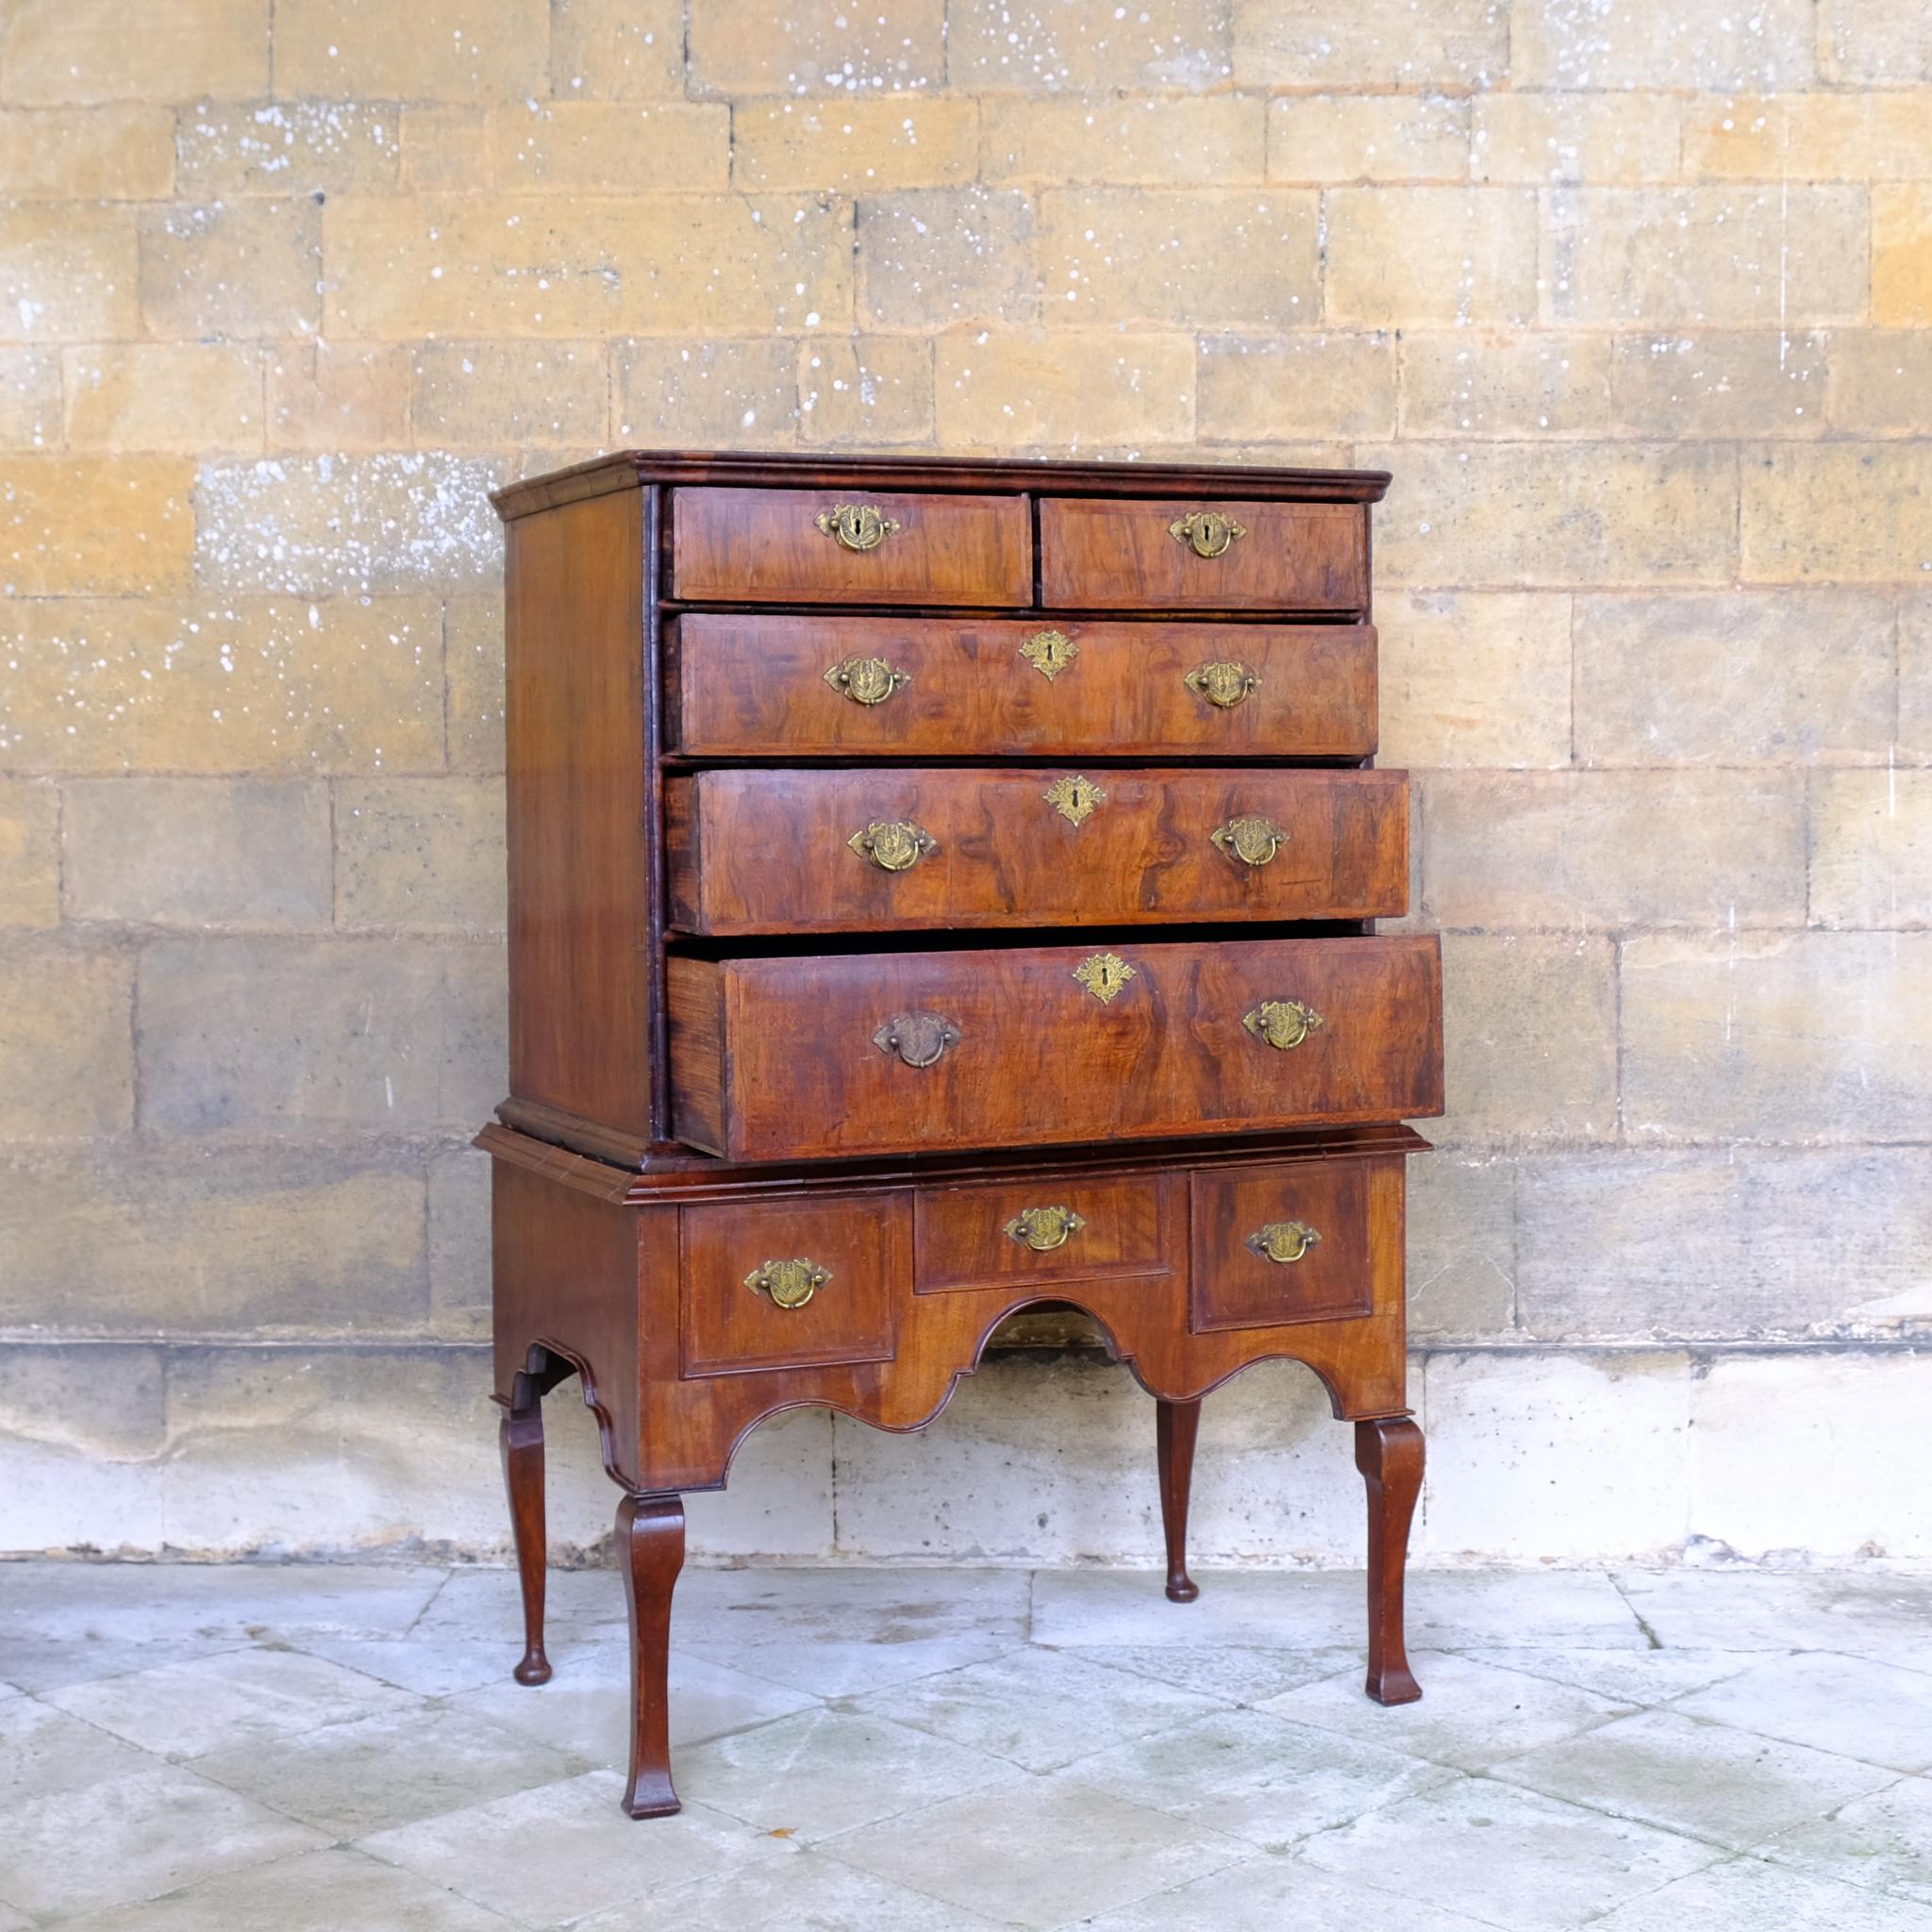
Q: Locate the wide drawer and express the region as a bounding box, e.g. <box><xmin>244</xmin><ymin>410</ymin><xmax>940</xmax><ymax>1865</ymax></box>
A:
<box><xmin>914</xmin><ymin>1172</ymin><xmax>1182</xmax><ymax>1294</ymax></box>
<box><xmin>1190</xmin><ymin>1158</ymin><xmax>1382</xmax><ymax>1333</ymax></box>
<box><xmin>1041</xmin><ymin>497</ymin><xmax>1367</xmax><ymax>611</ymax></box>
<box><xmin>670</xmin><ymin>487</ymin><xmax>1031</xmax><ymax>606</ymax></box>
<box><xmin>666</xmin><ymin>935</ymin><xmax>1443</xmax><ymax>1162</ymax></box>
<box><xmin>665</xmin><ymin>766</ymin><xmax>1408</xmax><ymax>935</ymax></box>
<box><xmin>679</xmin><ymin>1192</ymin><xmax>908</xmax><ymax>1376</ymax></box>
<box><xmin>665</xmin><ymin>614</ymin><xmax>1376</xmax><ymax>758</ymax></box>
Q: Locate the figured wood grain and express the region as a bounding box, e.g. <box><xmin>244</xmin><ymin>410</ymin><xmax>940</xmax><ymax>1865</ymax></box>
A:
<box><xmin>1041</xmin><ymin>497</ymin><xmax>1368</xmax><ymax>611</ymax></box>
<box><xmin>1189</xmin><ymin>1157</ymin><xmax>1380</xmax><ymax>1333</ymax></box>
<box><xmin>505</xmin><ymin>488</ymin><xmax>654</xmax><ymax>1138</ymax></box>
<box><xmin>679</xmin><ymin>1192</ymin><xmax>907</xmax><ymax>1377</ymax></box>
<box><xmin>914</xmin><ymin>1171</ymin><xmax>1180</xmax><ymax>1293</ymax></box>
<box><xmin>671</xmin><ymin>486</ymin><xmax>1031</xmax><ymax>605</ymax></box>
<box><xmin>665</xmin><ymin>766</ymin><xmax>1408</xmax><ymax>935</ymax></box>
<box><xmin>664</xmin><ymin>615</ymin><xmax>1378</xmax><ymax>758</ymax></box>
<box><xmin>666</xmin><ymin>935</ymin><xmax>1443</xmax><ymax>1163</ymax></box>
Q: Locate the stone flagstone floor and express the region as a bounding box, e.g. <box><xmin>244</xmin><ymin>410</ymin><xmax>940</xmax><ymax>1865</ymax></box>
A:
<box><xmin>4</xmin><ymin>1561</ymin><xmax>1932</xmax><ymax>1928</ymax></box>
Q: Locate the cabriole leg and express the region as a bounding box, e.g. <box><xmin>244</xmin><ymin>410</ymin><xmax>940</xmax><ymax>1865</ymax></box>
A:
<box><xmin>618</xmin><ymin>1492</ymin><xmax>686</xmax><ymax>1819</ymax></box>
<box><xmin>1157</xmin><ymin>1397</ymin><xmax>1203</xmax><ymax>1604</ymax></box>
<box><xmin>500</xmin><ymin>1398</ymin><xmax>551</xmax><ymax>1687</ymax></box>
<box><xmin>1355</xmin><ymin>1415</ymin><xmax>1424</xmax><ymax>1705</ymax></box>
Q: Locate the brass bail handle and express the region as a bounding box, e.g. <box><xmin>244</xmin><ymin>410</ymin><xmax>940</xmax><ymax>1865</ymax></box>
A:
<box><xmin>1005</xmin><ymin>1206</ymin><xmax>1086</xmax><ymax>1252</ymax></box>
<box><xmin>1242</xmin><ymin>998</ymin><xmax>1324</xmax><ymax>1051</ymax></box>
<box><xmin>1246</xmin><ymin>1222</ymin><xmax>1321</xmax><ymax>1265</ymax></box>
<box><xmin>848</xmin><ymin>820</ymin><xmax>937</xmax><ymax>873</ymax></box>
<box><xmin>744</xmin><ymin>1257</ymin><xmax>831</xmax><ymax>1309</ymax></box>
<box><xmin>873</xmin><ymin>1010</ymin><xmax>961</xmax><ymax>1068</ymax></box>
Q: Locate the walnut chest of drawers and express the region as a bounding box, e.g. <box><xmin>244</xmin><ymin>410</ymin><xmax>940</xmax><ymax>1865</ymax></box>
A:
<box><xmin>478</xmin><ymin>452</ymin><xmax>1444</xmax><ymax>1818</ymax></box>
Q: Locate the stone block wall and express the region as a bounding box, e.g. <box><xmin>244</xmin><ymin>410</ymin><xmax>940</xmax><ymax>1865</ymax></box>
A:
<box><xmin>2</xmin><ymin>0</ymin><xmax>1928</xmax><ymax>1568</ymax></box>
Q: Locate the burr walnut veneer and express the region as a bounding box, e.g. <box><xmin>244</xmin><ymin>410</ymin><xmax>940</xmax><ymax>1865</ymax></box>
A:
<box><xmin>480</xmin><ymin>451</ymin><xmax>1443</xmax><ymax>1819</ymax></box>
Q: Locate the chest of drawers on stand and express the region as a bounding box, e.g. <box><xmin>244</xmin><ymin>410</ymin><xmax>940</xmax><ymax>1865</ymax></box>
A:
<box><xmin>477</xmin><ymin>453</ymin><xmax>1445</xmax><ymax>1818</ymax></box>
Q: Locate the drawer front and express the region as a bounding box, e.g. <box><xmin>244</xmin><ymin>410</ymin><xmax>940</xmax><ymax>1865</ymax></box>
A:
<box><xmin>667</xmin><ymin>935</ymin><xmax>1442</xmax><ymax>1162</ymax></box>
<box><xmin>666</xmin><ymin>614</ymin><xmax>1376</xmax><ymax>758</ymax></box>
<box><xmin>671</xmin><ymin>487</ymin><xmax>1031</xmax><ymax>606</ymax></box>
<box><xmin>679</xmin><ymin>1193</ymin><xmax>908</xmax><ymax>1376</ymax></box>
<box><xmin>915</xmin><ymin>1173</ymin><xmax>1181</xmax><ymax>1294</ymax></box>
<box><xmin>1041</xmin><ymin>497</ymin><xmax>1367</xmax><ymax>611</ymax></box>
<box><xmin>1190</xmin><ymin>1158</ymin><xmax>1378</xmax><ymax>1332</ymax></box>
<box><xmin>665</xmin><ymin>766</ymin><xmax>1408</xmax><ymax>935</ymax></box>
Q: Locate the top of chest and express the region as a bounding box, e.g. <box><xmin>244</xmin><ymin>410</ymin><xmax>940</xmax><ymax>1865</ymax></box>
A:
<box><xmin>495</xmin><ymin>452</ymin><xmax>1389</xmax><ymax>619</ymax></box>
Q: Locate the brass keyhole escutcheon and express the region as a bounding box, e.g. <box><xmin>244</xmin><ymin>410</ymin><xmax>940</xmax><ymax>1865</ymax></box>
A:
<box><xmin>848</xmin><ymin>820</ymin><xmax>937</xmax><ymax>873</ymax></box>
<box><xmin>1169</xmin><ymin>509</ymin><xmax>1248</xmax><ymax>559</ymax></box>
<box><xmin>814</xmin><ymin>503</ymin><xmax>900</xmax><ymax>552</ymax></box>
<box><xmin>1242</xmin><ymin>998</ymin><xmax>1324</xmax><ymax>1051</ymax></box>
<box><xmin>1019</xmin><ymin>627</ymin><xmax>1077</xmax><ymax>681</ymax></box>
<box><xmin>1211</xmin><ymin>816</ymin><xmax>1287</xmax><ymax>868</ymax></box>
<box><xmin>1043</xmin><ymin>774</ymin><xmax>1107</xmax><ymax>826</ymax></box>
<box><xmin>1185</xmin><ymin>660</ymin><xmax>1259</xmax><ymax>709</ymax></box>
<box><xmin>1073</xmin><ymin>951</ymin><xmax>1135</xmax><ymax>1004</ymax></box>
<box><xmin>1005</xmin><ymin>1206</ymin><xmax>1086</xmax><ymax>1252</ymax></box>
<box><xmin>824</xmin><ymin>655</ymin><xmax>909</xmax><ymax>706</ymax></box>
<box><xmin>745</xmin><ymin>1257</ymin><xmax>831</xmax><ymax>1310</ymax></box>
<box><xmin>873</xmin><ymin>1010</ymin><xmax>961</xmax><ymax>1068</ymax></box>
<box><xmin>1246</xmin><ymin>1221</ymin><xmax>1321</xmax><ymax>1265</ymax></box>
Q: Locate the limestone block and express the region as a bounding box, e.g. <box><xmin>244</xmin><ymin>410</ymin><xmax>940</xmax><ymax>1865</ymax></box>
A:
<box><xmin>0</xmin><ymin>0</ymin><xmax>268</xmax><ymax>106</ymax></box>
<box><xmin>1742</xmin><ymin>442</ymin><xmax>1932</xmax><ymax>581</ymax></box>
<box><xmin>1421</xmin><ymin>770</ymin><xmax>1807</xmax><ymax>931</ymax></box>
<box><xmin>444</xmin><ymin>592</ymin><xmax>506</xmax><ymax>775</ymax></box>
<box><xmin>1818</xmin><ymin>0</ymin><xmax>1932</xmax><ymax>84</ymax></box>
<box><xmin>267</xmin><ymin>344</ymin><xmax>409</xmax><ymax>452</ymax></box>
<box><xmin>0</xmin><ymin>348</ymin><xmax>59</xmax><ymax>449</ymax></box>
<box><xmin>1198</xmin><ymin>334</ymin><xmax>1396</xmax><ymax>443</ymax></box>
<box><xmin>63</xmin><ymin>344</ymin><xmax>264</xmax><ymax>455</ymax></box>
<box><xmin>797</xmin><ymin>338</ymin><xmax>933</xmax><ymax>447</ymax></box>
<box><xmin>1405</xmin><ymin>1155</ymin><xmax>1519</xmax><ymax>1343</ymax></box>
<box><xmin>1904</xmin><ymin>593</ymin><xmax>1932</xmax><ymax>762</ymax></box>
<box><xmin>0</xmin><ymin>780</ymin><xmax>58</xmax><ymax>927</ymax></box>
<box><xmin>934</xmin><ymin>332</ymin><xmax>1194</xmax><ymax>448</ymax></box>
<box><xmin>690</xmin><ymin>0</ymin><xmax>944</xmax><ymax>95</ymax></box>
<box><xmin>176</xmin><ymin>100</ymin><xmax>399</xmax><ymax>196</ymax></box>
<box><xmin>334</xmin><ymin>776</ymin><xmax>507</xmax><ymax>932</ymax></box>
<box><xmin>985</xmin><ymin>95</ymin><xmax>1259</xmax><ymax>186</ymax></box>
<box><xmin>1474</xmin><ymin>93</ymin><xmax>1681</xmax><ymax>184</ymax></box>
<box><xmin>953</xmin><ymin>0</ymin><xmax>1233</xmax><ymax>92</ymax></box>
<box><xmin>274</xmin><ymin>0</ymin><xmax>547</xmax><ymax>100</ymax></box>
<box><xmin>1325</xmin><ymin>189</ymin><xmax>1538</xmax><ymax>327</ymax></box>
<box><xmin>550</xmin><ymin>0</ymin><xmax>682</xmax><ymax>98</ymax></box>
<box><xmin>0</xmin><ymin>107</ymin><xmax>175</xmax><ymax>198</ymax></box>
<box><xmin>1234</xmin><ymin>0</ymin><xmax>1505</xmax><ymax>89</ymax></box>
<box><xmin>1517</xmin><ymin>1147</ymin><xmax>1932</xmax><ymax>1341</ymax></box>
<box><xmin>1875</xmin><ymin>185</ymin><xmax>1932</xmax><ymax>324</ymax></box>
<box><xmin>860</xmin><ymin>188</ymin><xmax>1037</xmax><ymax>328</ymax></box>
<box><xmin>1400</xmin><ymin>331</ymin><xmax>1611</xmax><ymax>439</ymax></box>
<box><xmin>1573</xmin><ymin>590</ymin><xmax>1896</xmax><ymax>765</ymax></box>
<box><xmin>137</xmin><ymin>935</ymin><xmax>505</xmax><ymax>1134</ymax></box>
<box><xmin>1375</xmin><ymin>591</ymin><xmax>1573</xmax><ymax>769</ymax></box>
<box><xmin>0</xmin><ymin>595</ymin><xmax>445</xmax><ymax>776</ymax></box>
<box><xmin>0</xmin><ymin>455</ymin><xmax>192</xmax><ymax>594</ymax></box>
<box><xmin>1829</xmin><ymin>331</ymin><xmax>1932</xmax><ymax>436</ymax></box>
<box><xmin>426</xmin><ymin>1145</ymin><xmax>490</xmax><ymax>1339</ymax></box>
<box><xmin>1512</xmin><ymin>0</ymin><xmax>1814</xmax><ymax>89</ymax></box>
<box><xmin>0</xmin><ymin>206</ymin><xmax>140</xmax><ymax>342</ymax></box>
<box><xmin>193</xmin><ymin>455</ymin><xmax>502</xmax><ymax>596</ymax></box>
<box><xmin>488</xmin><ymin>101</ymin><xmax>729</xmax><ymax>193</ymax></box>
<box><xmin>736</xmin><ymin>96</ymin><xmax>977</xmax><ymax>192</ymax></box>
<box><xmin>63</xmin><ymin>777</ymin><xmax>330</xmax><ymax>927</ymax></box>
<box><xmin>1268</xmin><ymin>95</ymin><xmax>1470</xmax><ymax>184</ymax></box>
<box><xmin>0</xmin><ymin>1145</ymin><xmax>426</xmax><ymax>1332</ymax></box>
<box><xmin>408</xmin><ymin>342</ymin><xmax>608</xmax><ymax>449</ymax></box>
<box><xmin>0</xmin><ymin>939</ymin><xmax>133</xmax><ymax>1135</ymax></box>
<box><xmin>1621</xmin><ymin>931</ymin><xmax>1932</xmax><ymax>1141</ymax></box>
<box><xmin>139</xmin><ymin>200</ymin><xmax>321</xmax><ymax>339</ymax></box>
<box><xmin>1438</xmin><ymin>934</ymin><xmax>1620</xmax><ymax>1147</ymax></box>
<box><xmin>613</xmin><ymin>339</ymin><xmax>798</xmax><ymax>449</ymax></box>
<box><xmin>1810</xmin><ymin>770</ymin><xmax>1932</xmax><ymax>930</ymax></box>
<box><xmin>1608</xmin><ymin>332</ymin><xmax>1829</xmax><ymax>439</ymax></box>
<box><xmin>1682</xmin><ymin>91</ymin><xmax>1932</xmax><ymax>180</ymax></box>
<box><xmin>1421</xmin><ymin>1352</ymin><xmax>1691</xmax><ymax>1561</ymax></box>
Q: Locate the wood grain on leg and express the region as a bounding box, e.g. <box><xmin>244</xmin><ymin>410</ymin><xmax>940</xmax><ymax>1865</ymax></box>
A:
<box><xmin>1355</xmin><ymin>1415</ymin><xmax>1424</xmax><ymax>1705</ymax></box>
<box><xmin>618</xmin><ymin>1492</ymin><xmax>685</xmax><ymax>1818</ymax></box>
<box><xmin>1157</xmin><ymin>1397</ymin><xmax>1202</xmax><ymax>1604</ymax></box>
<box><xmin>500</xmin><ymin>1400</ymin><xmax>552</xmax><ymax>1687</ymax></box>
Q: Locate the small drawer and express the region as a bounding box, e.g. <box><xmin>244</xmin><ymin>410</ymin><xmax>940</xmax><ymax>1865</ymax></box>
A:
<box><xmin>914</xmin><ymin>1173</ymin><xmax>1181</xmax><ymax>1293</ymax></box>
<box><xmin>1040</xmin><ymin>497</ymin><xmax>1367</xmax><ymax>611</ymax></box>
<box><xmin>670</xmin><ymin>487</ymin><xmax>1031</xmax><ymax>607</ymax></box>
<box><xmin>679</xmin><ymin>1193</ymin><xmax>908</xmax><ymax>1376</ymax></box>
<box><xmin>664</xmin><ymin>766</ymin><xmax>1409</xmax><ymax>936</ymax></box>
<box><xmin>666</xmin><ymin>935</ymin><xmax>1443</xmax><ymax>1163</ymax></box>
<box><xmin>1190</xmin><ymin>1158</ymin><xmax>1377</xmax><ymax>1333</ymax></box>
<box><xmin>665</xmin><ymin>614</ymin><xmax>1377</xmax><ymax>759</ymax></box>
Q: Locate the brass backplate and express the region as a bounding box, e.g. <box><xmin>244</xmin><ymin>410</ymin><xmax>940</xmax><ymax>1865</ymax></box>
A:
<box><xmin>1211</xmin><ymin>815</ymin><xmax>1287</xmax><ymax>868</ymax></box>
<box><xmin>1246</xmin><ymin>1221</ymin><xmax>1321</xmax><ymax>1265</ymax></box>
<box><xmin>1169</xmin><ymin>509</ymin><xmax>1248</xmax><ymax>558</ymax></box>
<box><xmin>824</xmin><ymin>655</ymin><xmax>908</xmax><ymax>705</ymax></box>
<box><xmin>848</xmin><ymin>820</ymin><xmax>937</xmax><ymax>873</ymax></box>
<box><xmin>1242</xmin><ymin>998</ymin><xmax>1324</xmax><ymax>1051</ymax></box>
<box><xmin>744</xmin><ymin>1257</ymin><xmax>832</xmax><ymax>1309</ymax></box>
<box><xmin>1185</xmin><ymin>660</ymin><xmax>1258</xmax><ymax>708</ymax></box>
<box><xmin>814</xmin><ymin>503</ymin><xmax>900</xmax><ymax>551</ymax></box>
<box><xmin>1019</xmin><ymin>627</ymin><xmax>1077</xmax><ymax>680</ymax></box>
<box><xmin>1004</xmin><ymin>1206</ymin><xmax>1087</xmax><ymax>1252</ymax></box>
<box><xmin>1073</xmin><ymin>951</ymin><xmax>1136</xmax><ymax>1004</ymax></box>
<box><xmin>1043</xmin><ymin>773</ymin><xmax>1106</xmax><ymax>825</ymax></box>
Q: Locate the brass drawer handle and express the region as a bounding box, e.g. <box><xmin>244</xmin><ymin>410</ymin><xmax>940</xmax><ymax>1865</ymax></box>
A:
<box><xmin>1019</xmin><ymin>627</ymin><xmax>1077</xmax><ymax>680</ymax></box>
<box><xmin>1005</xmin><ymin>1205</ymin><xmax>1086</xmax><ymax>1252</ymax></box>
<box><xmin>824</xmin><ymin>655</ymin><xmax>909</xmax><ymax>706</ymax></box>
<box><xmin>1247</xmin><ymin>1221</ymin><xmax>1321</xmax><ymax>1265</ymax></box>
<box><xmin>1243</xmin><ymin>998</ymin><xmax>1324</xmax><ymax>1051</ymax></box>
<box><xmin>1185</xmin><ymin>660</ymin><xmax>1258</xmax><ymax>708</ymax></box>
<box><xmin>1212</xmin><ymin>816</ymin><xmax>1286</xmax><ymax>868</ymax></box>
<box><xmin>873</xmin><ymin>1010</ymin><xmax>960</xmax><ymax>1068</ymax></box>
<box><xmin>745</xmin><ymin>1257</ymin><xmax>831</xmax><ymax>1310</ymax></box>
<box><xmin>848</xmin><ymin>820</ymin><xmax>937</xmax><ymax>873</ymax></box>
<box><xmin>815</xmin><ymin>503</ymin><xmax>899</xmax><ymax>552</ymax></box>
<box><xmin>1043</xmin><ymin>773</ymin><xmax>1106</xmax><ymax>826</ymax></box>
<box><xmin>1169</xmin><ymin>509</ymin><xmax>1247</xmax><ymax>559</ymax></box>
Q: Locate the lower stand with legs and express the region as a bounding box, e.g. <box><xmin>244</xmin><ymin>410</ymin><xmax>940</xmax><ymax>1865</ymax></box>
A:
<box><xmin>499</xmin><ymin>1399</ymin><xmax>552</xmax><ymax>1688</ymax></box>
<box><xmin>618</xmin><ymin>1492</ymin><xmax>686</xmax><ymax>1819</ymax></box>
<box><xmin>1156</xmin><ymin>1397</ymin><xmax>1202</xmax><ymax>1604</ymax></box>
